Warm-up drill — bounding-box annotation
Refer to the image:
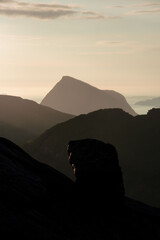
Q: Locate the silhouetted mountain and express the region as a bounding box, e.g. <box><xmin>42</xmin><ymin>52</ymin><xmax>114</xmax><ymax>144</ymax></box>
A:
<box><xmin>1</xmin><ymin>138</ymin><xmax>160</xmax><ymax>239</ymax></box>
<box><xmin>0</xmin><ymin>95</ymin><xmax>73</xmax><ymax>145</ymax></box>
<box><xmin>25</xmin><ymin>108</ymin><xmax>160</xmax><ymax>208</ymax></box>
<box><xmin>41</xmin><ymin>76</ymin><xmax>137</xmax><ymax>116</ymax></box>
<box><xmin>136</xmin><ymin>97</ymin><xmax>160</xmax><ymax>107</ymax></box>
<box><xmin>0</xmin><ymin>137</ymin><xmax>74</xmax><ymax>239</ymax></box>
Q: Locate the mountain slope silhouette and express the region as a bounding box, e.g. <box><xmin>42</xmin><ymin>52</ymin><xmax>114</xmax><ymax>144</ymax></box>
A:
<box><xmin>0</xmin><ymin>95</ymin><xmax>73</xmax><ymax>145</ymax></box>
<box><xmin>41</xmin><ymin>76</ymin><xmax>137</xmax><ymax>116</ymax></box>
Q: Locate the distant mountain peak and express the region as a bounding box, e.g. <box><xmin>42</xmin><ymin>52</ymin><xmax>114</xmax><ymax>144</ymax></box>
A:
<box><xmin>41</xmin><ymin>76</ymin><xmax>137</xmax><ymax>116</ymax></box>
<box><xmin>58</xmin><ymin>76</ymin><xmax>92</xmax><ymax>88</ymax></box>
<box><xmin>61</xmin><ymin>75</ymin><xmax>76</xmax><ymax>81</ymax></box>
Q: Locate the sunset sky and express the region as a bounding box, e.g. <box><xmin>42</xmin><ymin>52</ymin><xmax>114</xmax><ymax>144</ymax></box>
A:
<box><xmin>0</xmin><ymin>0</ymin><xmax>160</xmax><ymax>99</ymax></box>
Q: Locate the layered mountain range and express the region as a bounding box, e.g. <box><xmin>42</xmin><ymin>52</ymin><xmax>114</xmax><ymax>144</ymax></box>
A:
<box><xmin>0</xmin><ymin>76</ymin><xmax>159</xmax><ymax>238</ymax></box>
<box><xmin>25</xmin><ymin>108</ymin><xmax>160</xmax><ymax>208</ymax></box>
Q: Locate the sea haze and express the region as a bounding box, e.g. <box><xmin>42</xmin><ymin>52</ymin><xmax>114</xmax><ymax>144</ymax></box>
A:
<box><xmin>125</xmin><ymin>96</ymin><xmax>158</xmax><ymax>115</ymax></box>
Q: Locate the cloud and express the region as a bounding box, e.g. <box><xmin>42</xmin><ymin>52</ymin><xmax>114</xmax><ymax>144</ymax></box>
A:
<box><xmin>127</xmin><ymin>8</ymin><xmax>160</xmax><ymax>15</ymax></box>
<box><xmin>0</xmin><ymin>0</ymin><xmax>79</xmax><ymax>19</ymax></box>
<box><xmin>0</xmin><ymin>0</ymin><xmax>119</xmax><ymax>20</ymax></box>
<box><xmin>81</xmin><ymin>10</ymin><xmax>120</xmax><ymax>20</ymax></box>
<box><xmin>106</xmin><ymin>5</ymin><xmax>126</xmax><ymax>9</ymax></box>
<box><xmin>131</xmin><ymin>3</ymin><xmax>160</xmax><ymax>8</ymax></box>
<box><xmin>105</xmin><ymin>2</ymin><xmax>160</xmax><ymax>17</ymax></box>
<box><xmin>96</xmin><ymin>40</ymin><xmax>137</xmax><ymax>47</ymax></box>
<box><xmin>106</xmin><ymin>2</ymin><xmax>160</xmax><ymax>9</ymax></box>
<box><xmin>80</xmin><ymin>11</ymin><xmax>105</xmax><ymax>19</ymax></box>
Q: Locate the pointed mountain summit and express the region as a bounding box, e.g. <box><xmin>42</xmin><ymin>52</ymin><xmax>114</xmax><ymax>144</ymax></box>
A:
<box><xmin>41</xmin><ymin>76</ymin><xmax>137</xmax><ymax>116</ymax></box>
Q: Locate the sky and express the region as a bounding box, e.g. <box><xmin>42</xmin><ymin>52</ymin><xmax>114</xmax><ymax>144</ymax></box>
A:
<box><xmin>0</xmin><ymin>0</ymin><xmax>160</xmax><ymax>99</ymax></box>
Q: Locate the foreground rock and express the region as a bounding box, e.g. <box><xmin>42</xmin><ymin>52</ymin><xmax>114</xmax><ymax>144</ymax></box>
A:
<box><xmin>0</xmin><ymin>138</ymin><xmax>160</xmax><ymax>239</ymax></box>
<box><xmin>67</xmin><ymin>139</ymin><xmax>160</xmax><ymax>240</ymax></box>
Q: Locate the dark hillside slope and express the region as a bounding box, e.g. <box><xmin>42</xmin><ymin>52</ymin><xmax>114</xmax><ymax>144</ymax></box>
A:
<box><xmin>0</xmin><ymin>95</ymin><xmax>73</xmax><ymax>145</ymax></box>
<box><xmin>25</xmin><ymin>108</ymin><xmax>160</xmax><ymax>207</ymax></box>
<box><xmin>0</xmin><ymin>137</ymin><xmax>73</xmax><ymax>239</ymax></box>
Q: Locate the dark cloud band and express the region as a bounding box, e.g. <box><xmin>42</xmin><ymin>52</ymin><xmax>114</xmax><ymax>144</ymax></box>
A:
<box><xmin>0</xmin><ymin>0</ymin><xmax>117</xmax><ymax>20</ymax></box>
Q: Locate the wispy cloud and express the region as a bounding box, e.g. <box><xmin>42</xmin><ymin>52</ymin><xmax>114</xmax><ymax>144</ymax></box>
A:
<box><xmin>0</xmin><ymin>0</ymin><xmax>119</xmax><ymax>20</ymax></box>
<box><xmin>131</xmin><ymin>3</ymin><xmax>160</xmax><ymax>8</ymax></box>
<box><xmin>81</xmin><ymin>11</ymin><xmax>105</xmax><ymax>19</ymax></box>
<box><xmin>81</xmin><ymin>11</ymin><xmax>120</xmax><ymax>20</ymax></box>
<box><xmin>0</xmin><ymin>0</ymin><xmax>78</xmax><ymax>19</ymax></box>
<box><xmin>106</xmin><ymin>2</ymin><xmax>160</xmax><ymax>15</ymax></box>
<box><xmin>106</xmin><ymin>2</ymin><xmax>160</xmax><ymax>9</ymax></box>
<box><xmin>96</xmin><ymin>40</ymin><xmax>137</xmax><ymax>47</ymax></box>
<box><xmin>127</xmin><ymin>8</ymin><xmax>160</xmax><ymax>15</ymax></box>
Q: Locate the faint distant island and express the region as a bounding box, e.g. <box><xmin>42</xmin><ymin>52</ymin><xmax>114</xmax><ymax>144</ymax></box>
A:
<box><xmin>41</xmin><ymin>76</ymin><xmax>137</xmax><ymax>116</ymax></box>
<box><xmin>135</xmin><ymin>97</ymin><xmax>160</xmax><ymax>107</ymax></box>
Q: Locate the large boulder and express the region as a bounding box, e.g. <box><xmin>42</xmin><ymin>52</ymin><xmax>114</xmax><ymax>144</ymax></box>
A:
<box><xmin>68</xmin><ymin>139</ymin><xmax>125</xmax><ymax>202</ymax></box>
<box><xmin>67</xmin><ymin>139</ymin><xmax>160</xmax><ymax>239</ymax></box>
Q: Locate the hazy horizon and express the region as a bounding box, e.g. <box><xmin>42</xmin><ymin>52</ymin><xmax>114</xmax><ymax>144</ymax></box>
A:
<box><xmin>0</xmin><ymin>0</ymin><xmax>160</xmax><ymax>97</ymax></box>
<box><xmin>0</xmin><ymin>78</ymin><xmax>158</xmax><ymax>115</ymax></box>
<box><xmin>0</xmin><ymin>93</ymin><xmax>154</xmax><ymax>115</ymax></box>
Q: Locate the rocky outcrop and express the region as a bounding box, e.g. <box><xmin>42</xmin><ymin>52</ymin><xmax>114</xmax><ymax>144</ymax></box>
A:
<box><xmin>67</xmin><ymin>139</ymin><xmax>160</xmax><ymax>240</ymax></box>
<box><xmin>1</xmin><ymin>137</ymin><xmax>160</xmax><ymax>239</ymax></box>
<box><xmin>68</xmin><ymin>139</ymin><xmax>125</xmax><ymax>201</ymax></box>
